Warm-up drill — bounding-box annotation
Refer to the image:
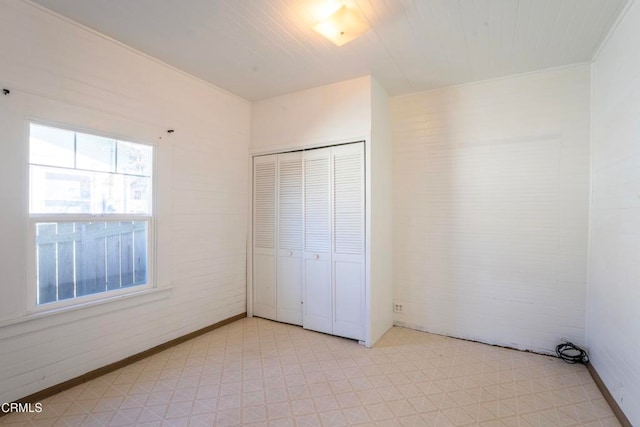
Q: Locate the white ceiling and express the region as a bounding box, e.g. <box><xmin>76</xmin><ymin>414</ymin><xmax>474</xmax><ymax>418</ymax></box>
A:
<box><xmin>30</xmin><ymin>0</ymin><xmax>629</xmax><ymax>101</ymax></box>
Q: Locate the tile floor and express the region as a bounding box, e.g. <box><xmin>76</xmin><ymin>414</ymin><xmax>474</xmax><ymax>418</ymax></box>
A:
<box><xmin>1</xmin><ymin>317</ymin><xmax>620</xmax><ymax>426</ymax></box>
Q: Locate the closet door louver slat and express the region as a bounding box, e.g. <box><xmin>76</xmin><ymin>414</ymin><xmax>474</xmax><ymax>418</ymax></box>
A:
<box><xmin>332</xmin><ymin>143</ymin><xmax>365</xmax><ymax>340</ymax></box>
<box><xmin>277</xmin><ymin>153</ymin><xmax>303</xmax><ymax>325</ymax></box>
<box><xmin>302</xmin><ymin>150</ymin><xmax>333</xmax><ymax>334</ymax></box>
<box><xmin>334</xmin><ymin>152</ymin><xmax>364</xmax><ymax>255</ymax></box>
<box><xmin>304</xmin><ymin>157</ymin><xmax>331</xmax><ymax>254</ymax></box>
<box><xmin>254</xmin><ymin>162</ymin><xmax>276</xmax><ymax>249</ymax></box>
<box><xmin>279</xmin><ymin>158</ymin><xmax>303</xmax><ymax>252</ymax></box>
<box><xmin>253</xmin><ymin>156</ymin><xmax>277</xmax><ymax>320</ymax></box>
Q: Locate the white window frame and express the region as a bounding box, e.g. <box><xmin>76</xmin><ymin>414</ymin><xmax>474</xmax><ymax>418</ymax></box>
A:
<box><xmin>27</xmin><ymin>120</ymin><xmax>157</xmax><ymax>314</ymax></box>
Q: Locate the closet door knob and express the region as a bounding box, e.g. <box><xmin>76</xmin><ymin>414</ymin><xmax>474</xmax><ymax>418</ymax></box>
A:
<box><xmin>314</xmin><ymin>254</ymin><xmax>320</xmax><ymax>259</ymax></box>
<box><xmin>288</xmin><ymin>251</ymin><xmax>293</xmax><ymax>256</ymax></box>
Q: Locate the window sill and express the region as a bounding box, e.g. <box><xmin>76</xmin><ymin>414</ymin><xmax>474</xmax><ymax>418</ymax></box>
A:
<box><xmin>0</xmin><ymin>287</ymin><xmax>172</xmax><ymax>339</ymax></box>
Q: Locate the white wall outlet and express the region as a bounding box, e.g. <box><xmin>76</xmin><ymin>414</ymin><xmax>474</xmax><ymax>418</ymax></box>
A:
<box><xmin>394</xmin><ymin>303</ymin><xmax>403</xmax><ymax>313</ymax></box>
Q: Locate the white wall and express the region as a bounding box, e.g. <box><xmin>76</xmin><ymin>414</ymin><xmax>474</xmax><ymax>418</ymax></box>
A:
<box><xmin>589</xmin><ymin>1</ymin><xmax>640</xmax><ymax>424</ymax></box>
<box><xmin>369</xmin><ymin>79</ymin><xmax>394</xmax><ymax>345</ymax></box>
<box><xmin>0</xmin><ymin>0</ymin><xmax>250</xmax><ymax>403</ymax></box>
<box><xmin>250</xmin><ymin>76</ymin><xmax>372</xmax><ymax>152</ymax></box>
<box><xmin>391</xmin><ymin>65</ymin><xmax>591</xmax><ymax>353</ymax></box>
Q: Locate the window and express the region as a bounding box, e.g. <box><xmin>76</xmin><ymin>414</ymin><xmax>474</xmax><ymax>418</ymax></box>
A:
<box><xmin>29</xmin><ymin>123</ymin><xmax>154</xmax><ymax>307</ymax></box>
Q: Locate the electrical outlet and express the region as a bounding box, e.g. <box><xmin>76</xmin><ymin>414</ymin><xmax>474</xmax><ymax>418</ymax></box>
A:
<box><xmin>394</xmin><ymin>303</ymin><xmax>403</xmax><ymax>313</ymax></box>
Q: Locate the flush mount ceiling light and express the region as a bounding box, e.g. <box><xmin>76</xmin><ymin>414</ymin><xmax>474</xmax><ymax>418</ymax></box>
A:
<box><xmin>312</xmin><ymin>4</ymin><xmax>370</xmax><ymax>47</ymax></box>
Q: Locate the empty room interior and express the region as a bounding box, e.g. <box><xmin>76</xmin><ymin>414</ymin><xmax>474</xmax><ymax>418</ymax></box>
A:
<box><xmin>0</xmin><ymin>0</ymin><xmax>639</xmax><ymax>425</ymax></box>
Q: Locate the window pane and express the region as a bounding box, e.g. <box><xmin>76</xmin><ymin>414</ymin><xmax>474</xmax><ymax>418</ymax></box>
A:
<box><xmin>57</xmin><ymin>222</ymin><xmax>75</xmax><ymax>300</ymax></box>
<box><xmin>108</xmin><ymin>174</ymin><xmax>153</xmax><ymax>214</ymax></box>
<box><xmin>36</xmin><ymin>223</ymin><xmax>58</xmax><ymax>304</ymax></box>
<box><xmin>30</xmin><ymin>123</ymin><xmax>154</xmax><ymax>307</ymax></box>
<box><xmin>76</xmin><ymin>133</ymin><xmax>116</xmax><ymax>172</ymax></box>
<box><xmin>35</xmin><ymin>221</ymin><xmax>148</xmax><ymax>305</ymax></box>
<box><xmin>30</xmin><ymin>166</ymin><xmax>91</xmax><ymax>214</ymax></box>
<box><xmin>75</xmin><ymin>222</ymin><xmax>107</xmax><ymax>297</ymax></box>
<box><xmin>30</xmin><ymin>166</ymin><xmax>152</xmax><ymax>214</ymax></box>
<box><xmin>117</xmin><ymin>140</ymin><xmax>153</xmax><ymax>177</ymax></box>
<box><xmin>29</xmin><ymin>123</ymin><xmax>75</xmax><ymax>168</ymax></box>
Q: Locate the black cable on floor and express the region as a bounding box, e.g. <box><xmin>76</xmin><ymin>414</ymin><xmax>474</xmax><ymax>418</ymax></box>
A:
<box><xmin>556</xmin><ymin>341</ymin><xmax>589</xmax><ymax>364</ymax></box>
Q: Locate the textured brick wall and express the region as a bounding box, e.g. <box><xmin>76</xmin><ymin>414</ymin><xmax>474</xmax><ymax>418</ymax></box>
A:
<box><xmin>589</xmin><ymin>1</ymin><xmax>640</xmax><ymax>424</ymax></box>
<box><xmin>390</xmin><ymin>65</ymin><xmax>591</xmax><ymax>353</ymax></box>
<box><xmin>0</xmin><ymin>0</ymin><xmax>250</xmax><ymax>403</ymax></box>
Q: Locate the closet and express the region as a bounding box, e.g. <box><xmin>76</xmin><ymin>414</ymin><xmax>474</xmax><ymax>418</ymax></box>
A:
<box><xmin>252</xmin><ymin>142</ymin><xmax>365</xmax><ymax>341</ymax></box>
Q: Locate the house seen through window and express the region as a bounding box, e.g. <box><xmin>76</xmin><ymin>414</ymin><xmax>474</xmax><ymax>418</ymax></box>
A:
<box><xmin>29</xmin><ymin>123</ymin><xmax>154</xmax><ymax>306</ymax></box>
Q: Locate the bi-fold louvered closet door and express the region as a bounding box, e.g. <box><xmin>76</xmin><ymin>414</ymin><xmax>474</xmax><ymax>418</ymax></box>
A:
<box><xmin>252</xmin><ymin>142</ymin><xmax>364</xmax><ymax>341</ymax></box>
